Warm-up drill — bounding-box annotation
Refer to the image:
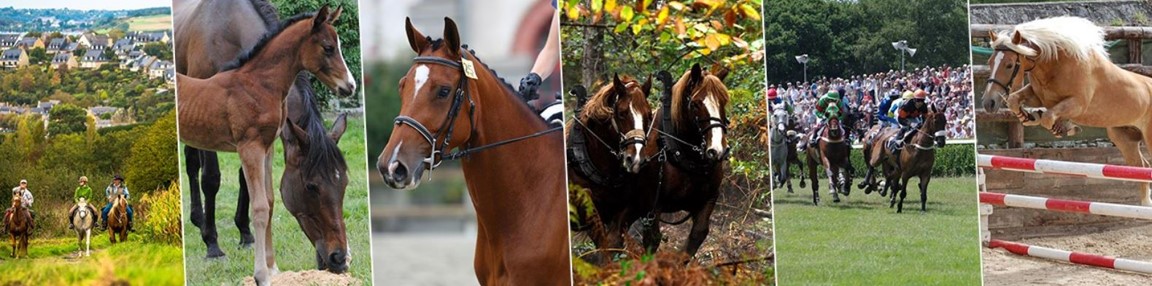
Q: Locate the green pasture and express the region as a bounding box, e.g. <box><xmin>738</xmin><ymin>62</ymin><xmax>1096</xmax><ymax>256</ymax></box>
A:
<box><xmin>181</xmin><ymin>116</ymin><xmax>372</xmax><ymax>285</ymax></box>
<box><xmin>0</xmin><ymin>236</ymin><xmax>183</xmax><ymax>285</ymax></box>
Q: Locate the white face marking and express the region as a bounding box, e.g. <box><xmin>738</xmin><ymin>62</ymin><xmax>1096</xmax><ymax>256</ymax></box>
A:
<box><xmin>630</xmin><ymin>101</ymin><xmax>643</xmax><ymax>159</ymax></box>
<box><xmin>413</xmin><ymin>65</ymin><xmax>430</xmax><ymax>99</ymax></box>
<box><xmin>990</xmin><ymin>52</ymin><xmax>1005</xmax><ymax>85</ymax></box>
<box><xmin>337</xmin><ymin>37</ymin><xmax>356</xmax><ymax>87</ymax></box>
<box><xmin>387</xmin><ymin>141</ymin><xmax>403</xmax><ymax>175</ymax></box>
<box><xmin>703</xmin><ymin>94</ymin><xmax>724</xmax><ymax>152</ymax></box>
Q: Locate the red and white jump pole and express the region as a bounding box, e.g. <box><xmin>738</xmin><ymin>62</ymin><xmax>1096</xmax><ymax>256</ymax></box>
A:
<box><xmin>977</xmin><ymin>154</ymin><xmax>1152</xmax><ymax>183</ymax></box>
<box><xmin>988</xmin><ymin>239</ymin><xmax>1152</xmax><ymax>274</ymax></box>
<box><xmin>979</xmin><ymin>192</ymin><xmax>1152</xmax><ymax>220</ymax></box>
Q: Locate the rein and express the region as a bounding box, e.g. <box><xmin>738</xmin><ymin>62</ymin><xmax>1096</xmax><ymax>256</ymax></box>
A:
<box><xmin>393</xmin><ymin>51</ymin><xmax>562</xmax><ymax>173</ymax></box>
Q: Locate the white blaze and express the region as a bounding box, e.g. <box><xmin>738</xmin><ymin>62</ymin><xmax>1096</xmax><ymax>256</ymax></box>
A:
<box><xmin>413</xmin><ymin>65</ymin><xmax>429</xmax><ymax>99</ymax></box>
<box><xmin>630</xmin><ymin>101</ymin><xmax>643</xmax><ymax>159</ymax></box>
<box><xmin>337</xmin><ymin>37</ymin><xmax>356</xmax><ymax>87</ymax></box>
<box><xmin>703</xmin><ymin>94</ymin><xmax>724</xmax><ymax>152</ymax></box>
<box><xmin>990</xmin><ymin>52</ymin><xmax>1005</xmax><ymax>90</ymax></box>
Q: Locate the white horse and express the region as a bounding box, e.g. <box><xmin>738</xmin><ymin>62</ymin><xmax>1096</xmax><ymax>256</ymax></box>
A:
<box><xmin>72</xmin><ymin>198</ymin><xmax>96</xmax><ymax>257</ymax></box>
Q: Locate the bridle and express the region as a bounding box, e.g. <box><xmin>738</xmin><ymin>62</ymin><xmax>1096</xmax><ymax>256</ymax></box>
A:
<box><xmin>393</xmin><ymin>50</ymin><xmax>561</xmax><ymax>171</ymax></box>
<box><xmin>986</xmin><ymin>45</ymin><xmax>1034</xmax><ymax>97</ymax></box>
<box><xmin>573</xmin><ymin>87</ymin><xmax>655</xmax><ymax>161</ymax></box>
<box><xmin>659</xmin><ymin>86</ymin><xmax>729</xmax><ymax>156</ymax></box>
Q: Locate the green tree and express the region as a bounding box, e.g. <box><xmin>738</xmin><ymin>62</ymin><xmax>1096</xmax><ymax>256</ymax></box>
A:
<box><xmin>47</xmin><ymin>103</ymin><xmax>89</xmax><ymax>136</ymax></box>
<box><xmin>39</xmin><ymin>133</ymin><xmax>94</xmax><ymax>172</ymax></box>
<box><xmin>27</xmin><ymin>47</ymin><xmax>48</xmax><ymax>65</ymax></box>
<box><xmin>124</xmin><ymin>110</ymin><xmax>177</xmax><ymax>192</ymax></box>
<box><xmin>72</xmin><ymin>47</ymin><xmax>87</xmax><ymax>57</ymax></box>
<box><xmin>142</xmin><ymin>42</ymin><xmax>173</xmax><ymax>61</ymax></box>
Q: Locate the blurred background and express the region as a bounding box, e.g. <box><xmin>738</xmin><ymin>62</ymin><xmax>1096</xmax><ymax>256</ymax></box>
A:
<box><xmin>359</xmin><ymin>0</ymin><xmax>558</xmax><ymax>284</ymax></box>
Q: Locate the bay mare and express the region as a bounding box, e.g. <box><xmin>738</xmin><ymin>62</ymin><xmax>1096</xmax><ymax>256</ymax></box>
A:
<box><xmin>175</xmin><ymin>6</ymin><xmax>356</xmax><ymax>285</ymax></box>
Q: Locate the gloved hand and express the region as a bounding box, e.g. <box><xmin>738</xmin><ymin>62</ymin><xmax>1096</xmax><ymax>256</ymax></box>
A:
<box><xmin>518</xmin><ymin>72</ymin><xmax>542</xmax><ymax>102</ymax></box>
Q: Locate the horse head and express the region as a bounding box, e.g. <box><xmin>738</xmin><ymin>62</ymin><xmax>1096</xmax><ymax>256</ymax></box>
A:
<box><xmin>298</xmin><ymin>5</ymin><xmax>357</xmax><ymax>97</ymax></box>
<box><xmin>598</xmin><ymin>74</ymin><xmax>653</xmax><ymax>173</ymax></box>
<box><xmin>926</xmin><ymin>104</ymin><xmax>948</xmax><ymax>146</ymax></box>
<box><xmin>982</xmin><ymin>30</ymin><xmax>1032</xmax><ymax>112</ymax></box>
<box><xmin>281</xmin><ymin>116</ymin><xmax>351</xmax><ymax>273</ymax></box>
<box><xmin>674</xmin><ymin>63</ymin><xmax>730</xmax><ymax>162</ymax></box>
<box><xmin>825</xmin><ymin>103</ymin><xmax>843</xmax><ymax>140</ymax></box>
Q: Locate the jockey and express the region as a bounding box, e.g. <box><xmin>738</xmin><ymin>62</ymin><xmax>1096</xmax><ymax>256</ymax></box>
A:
<box><xmin>875</xmin><ymin>90</ymin><xmax>901</xmax><ymax>127</ymax></box>
<box><xmin>101</xmin><ymin>175</ymin><xmax>134</xmax><ymax>231</ymax></box>
<box><xmin>68</xmin><ymin>176</ymin><xmax>94</xmax><ymax>230</ymax></box>
<box><xmin>802</xmin><ymin>90</ymin><xmax>843</xmax><ymax>150</ymax></box>
<box><xmin>892</xmin><ymin>89</ymin><xmax>930</xmax><ymax>150</ymax></box>
<box><xmin>888</xmin><ymin>90</ymin><xmax>913</xmax><ymax>121</ymax></box>
<box><xmin>767</xmin><ymin>85</ymin><xmax>792</xmax><ymax>113</ymax></box>
<box><xmin>7</xmin><ymin>179</ymin><xmax>34</xmax><ymax>222</ymax></box>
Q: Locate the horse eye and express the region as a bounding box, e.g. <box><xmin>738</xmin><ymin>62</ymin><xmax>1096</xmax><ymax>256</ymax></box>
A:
<box><xmin>324</xmin><ymin>46</ymin><xmax>335</xmax><ymax>56</ymax></box>
<box><xmin>306</xmin><ymin>183</ymin><xmax>318</xmax><ymax>192</ymax></box>
<box><xmin>437</xmin><ymin>87</ymin><xmax>451</xmax><ymax>98</ymax></box>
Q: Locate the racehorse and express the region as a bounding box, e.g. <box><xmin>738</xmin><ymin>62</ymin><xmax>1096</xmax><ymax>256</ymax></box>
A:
<box><xmin>107</xmin><ymin>193</ymin><xmax>129</xmax><ymax>243</ymax></box>
<box><xmin>858</xmin><ymin>122</ymin><xmax>900</xmax><ymax>196</ymax></box>
<box><xmin>804</xmin><ymin>103</ymin><xmax>852</xmax><ymax>205</ymax></box>
<box><xmin>176</xmin><ymin>6</ymin><xmax>356</xmax><ymax>285</ymax></box>
<box><xmin>650</xmin><ymin>63</ymin><xmax>729</xmax><ymax>258</ymax></box>
<box><xmin>175</xmin><ymin>0</ymin><xmax>353</xmax><ymax>272</ymax></box>
<box><xmin>985</xmin><ymin>16</ymin><xmax>1152</xmax><ymax>206</ymax></box>
<box><xmin>377</xmin><ymin>17</ymin><xmax>569</xmax><ymax>284</ymax></box>
<box><xmin>770</xmin><ymin>106</ymin><xmax>798</xmax><ymax>193</ymax></box>
<box><xmin>882</xmin><ymin>105</ymin><xmax>947</xmax><ymax>213</ymax></box>
<box><xmin>72</xmin><ymin>197</ymin><xmax>97</xmax><ymax>257</ymax></box>
<box><xmin>6</xmin><ymin>195</ymin><xmax>31</xmax><ymax>258</ymax></box>
<box><xmin>567</xmin><ymin>74</ymin><xmax>658</xmax><ymax>262</ymax></box>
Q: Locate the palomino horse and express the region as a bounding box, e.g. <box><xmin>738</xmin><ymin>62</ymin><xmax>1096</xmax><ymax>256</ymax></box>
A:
<box><xmin>882</xmin><ymin>105</ymin><xmax>947</xmax><ymax>213</ymax></box>
<box><xmin>649</xmin><ymin>63</ymin><xmax>729</xmax><ymax>258</ymax></box>
<box><xmin>770</xmin><ymin>105</ymin><xmax>801</xmax><ymax>193</ymax></box>
<box><xmin>567</xmin><ymin>73</ymin><xmax>657</xmax><ymax>262</ymax></box>
<box><xmin>107</xmin><ymin>193</ymin><xmax>129</xmax><ymax>243</ymax></box>
<box><xmin>175</xmin><ymin>0</ymin><xmax>353</xmax><ymax>272</ymax></box>
<box><xmin>6</xmin><ymin>195</ymin><xmax>31</xmax><ymax>258</ymax></box>
<box><xmin>377</xmin><ymin>18</ymin><xmax>568</xmax><ymax>284</ymax></box>
<box><xmin>72</xmin><ymin>197</ymin><xmax>97</xmax><ymax>257</ymax></box>
<box><xmin>986</xmin><ymin>16</ymin><xmax>1152</xmax><ymax>206</ymax></box>
<box><xmin>176</xmin><ymin>6</ymin><xmax>356</xmax><ymax>285</ymax></box>
<box><xmin>805</xmin><ymin>103</ymin><xmax>852</xmax><ymax>205</ymax></box>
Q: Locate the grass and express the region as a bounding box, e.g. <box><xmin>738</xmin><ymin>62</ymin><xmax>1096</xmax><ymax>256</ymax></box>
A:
<box><xmin>773</xmin><ymin>176</ymin><xmax>983</xmax><ymax>285</ymax></box>
<box><xmin>126</xmin><ymin>15</ymin><xmax>172</xmax><ymax>32</ymax></box>
<box><xmin>181</xmin><ymin>116</ymin><xmax>372</xmax><ymax>285</ymax></box>
<box><xmin>0</xmin><ymin>235</ymin><xmax>183</xmax><ymax>285</ymax></box>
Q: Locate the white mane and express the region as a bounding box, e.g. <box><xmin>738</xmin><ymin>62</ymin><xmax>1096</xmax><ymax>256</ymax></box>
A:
<box><xmin>993</xmin><ymin>16</ymin><xmax>1107</xmax><ymax>64</ymax></box>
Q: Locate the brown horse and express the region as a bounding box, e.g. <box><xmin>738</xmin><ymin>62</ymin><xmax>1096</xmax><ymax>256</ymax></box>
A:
<box><xmin>985</xmin><ymin>16</ymin><xmax>1152</xmax><ymax>206</ymax></box>
<box><xmin>805</xmin><ymin>104</ymin><xmax>852</xmax><ymax>205</ymax></box>
<box><xmin>649</xmin><ymin>64</ymin><xmax>729</xmax><ymax>258</ymax></box>
<box><xmin>376</xmin><ymin>17</ymin><xmax>569</xmax><ymax>284</ymax></box>
<box><xmin>567</xmin><ymin>73</ymin><xmax>657</xmax><ymax>262</ymax></box>
<box><xmin>882</xmin><ymin>105</ymin><xmax>947</xmax><ymax>213</ymax></box>
<box><xmin>107</xmin><ymin>193</ymin><xmax>129</xmax><ymax>243</ymax></box>
<box><xmin>176</xmin><ymin>6</ymin><xmax>356</xmax><ymax>285</ymax></box>
<box><xmin>858</xmin><ymin>123</ymin><xmax>900</xmax><ymax>196</ymax></box>
<box><xmin>6</xmin><ymin>195</ymin><xmax>31</xmax><ymax>258</ymax></box>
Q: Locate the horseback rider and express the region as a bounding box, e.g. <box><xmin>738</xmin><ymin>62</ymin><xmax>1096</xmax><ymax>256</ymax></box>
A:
<box><xmin>68</xmin><ymin>176</ymin><xmax>94</xmax><ymax>230</ymax></box>
<box><xmin>875</xmin><ymin>90</ymin><xmax>901</xmax><ymax>128</ymax></box>
<box><xmin>518</xmin><ymin>0</ymin><xmax>560</xmax><ymax>108</ymax></box>
<box><xmin>801</xmin><ymin>90</ymin><xmax>844</xmax><ymax>150</ymax></box>
<box><xmin>7</xmin><ymin>179</ymin><xmax>34</xmax><ymax>224</ymax></box>
<box><xmin>100</xmin><ymin>175</ymin><xmax>134</xmax><ymax>232</ymax></box>
<box><xmin>891</xmin><ymin>89</ymin><xmax>930</xmax><ymax>151</ymax></box>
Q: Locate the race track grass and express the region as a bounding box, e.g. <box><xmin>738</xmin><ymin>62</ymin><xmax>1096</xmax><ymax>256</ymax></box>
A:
<box><xmin>181</xmin><ymin>116</ymin><xmax>372</xmax><ymax>285</ymax></box>
<box><xmin>0</xmin><ymin>235</ymin><xmax>183</xmax><ymax>285</ymax></box>
<box><xmin>773</xmin><ymin>176</ymin><xmax>983</xmax><ymax>285</ymax></box>
<box><xmin>126</xmin><ymin>15</ymin><xmax>173</xmax><ymax>32</ymax></box>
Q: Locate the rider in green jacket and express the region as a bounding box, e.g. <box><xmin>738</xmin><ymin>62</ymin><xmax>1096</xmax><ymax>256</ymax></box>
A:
<box><xmin>68</xmin><ymin>176</ymin><xmax>94</xmax><ymax>229</ymax></box>
<box><xmin>804</xmin><ymin>91</ymin><xmax>843</xmax><ymax>149</ymax></box>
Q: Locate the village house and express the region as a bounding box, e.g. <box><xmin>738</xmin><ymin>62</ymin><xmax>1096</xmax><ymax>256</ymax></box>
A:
<box><xmin>51</xmin><ymin>52</ymin><xmax>77</xmax><ymax>69</ymax></box>
<box><xmin>80</xmin><ymin>49</ymin><xmax>108</xmax><ymax>69</ymax></box>
<box><xmin>148</xmin><ymin>60</ymin><xmax>173</xmax><ymax>79</ymax></box>
<box><xmin>77</xmin><ymin>33</ymin><xmax>111</xmax><ymax>50</ymax></box>
<box><xmin>46</xmin><ymin>37</ymin><xmax>67</xmax><ymax>54</ymax></box>
<box><xmin>113</xmin><ymin>38</ymin><xmax>135</xmax><ymax>57</ymax></box>
<box><xmin>18</xmin><ymin>37</ymin><xmax>44</xmax><ymax>50</ymax></box>
<box><xmin>0</xmin><ymin>34</ymin><xmax>21</xmax><ymax>48</ymax></box>
<box><xmin>127</xmin><ymin>31</ymin><xmax>170</xmax><ymax>44</ymax></box>
<box><xmin>1</xmin><ymin>48</ymin><xmax>29</xmax><ymax>68</ymax></box>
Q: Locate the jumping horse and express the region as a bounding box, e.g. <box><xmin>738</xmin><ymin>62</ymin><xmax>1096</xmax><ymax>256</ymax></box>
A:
<box><xmin>649</xmin><ymin>63</ymin><xmax>729</xmax><ymax>258</ymax></box>
<box><xmin>985</xmin><ymin>16</ymin><xmax>1152</xmax><ymax>206</ymax></box>
<box><xmin>72</xmin><ymin>197</ymin><xmax>97</xmax><ymax>257</ymax></box>
<box><xmin>881</xmin><ymin>105</ymin><xmax>947</xmax><ymax>213</ymax></box>
<box><xmin>175</xmin><ymin>0</ymin><xmax>353</xmax><ymax>272</ymax></box>
<box><xmin>6</xmin><ymin>195</ymin><xmax>30</xmax><ymax>258</ymax></box>
<box><xmin>804</xmin><ymin>103</ymin><xmax>852</xmax><ymax>205</ymax></box>
<box><xmin>107</xmin><ymin>193</ymin><xmax>129</xmax><ymax>243</ymax></box>
<box><xmin>377</xmin><ymin>17</ymin><xmax>569</xmax><ymax>284</ymax></box>
<box><xmin>567</xmin><ymin>73</ymin><xmax>657</xmax><ymax>263</ymax></box>
<box><xmin>176</xmin><ymin>6</ymin><xmax>356</xmax><ymax>285</ymax></box>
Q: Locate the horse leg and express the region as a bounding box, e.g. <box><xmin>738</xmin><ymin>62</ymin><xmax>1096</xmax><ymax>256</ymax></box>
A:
<box><xmin>1108</xmin><ymin>127</ymin><xmax>1151</xmax><ymax>206</ymax></box>
<box><xmin>1040</xmin><ymin>93</ymin><xmax>1089</xmax><ymax>137</ymax></box>
<box><xmin>897</xmin><ymin>175</ymin><xmax>912</xmax><ymax>213</ymax></box>
<box><xmin>261</xmin><ymin>148</ymin><xmax>279</xmax><ymax>274</ymax></box>
<box><xmin>239</xmin><ymin>145</ymin><xmax>274</xmax><ymax>286</ymax></box>
<box><xmin>807</xmin><ymin>153</ymin><xmax>820</xmax><ymax>205</ymax></box>
<box><xmin>1005</xmin><ymin>84</ymin><xmax>1041</xmax><ymax>125</ymax></box>
<box><xmin>186</xmin><ymin>146</ymin><xmax>205</xmax><ymax>229</ymax></box>
<box><xmin>825</xmin><ymin>166</ymin><xmax>841</xmax><ymax>203</ymax></box>
<box><xmin>919</xmin><ymin>172</ymin><xmax>931</xmax><ymax>213</ymax></box>
<box><xmin>684</xmin><ymin>199</ymin><xmax>717</xmax><ymax>258</ymax></box>
<box><xmin>200</xmin><ymin>151</ymin><xmax>226</xmax><ymax>258</ymax></box>
<box><xmin>235</xmin><ymin>167</ymin><xmax>255</xmax><ymax>248</ymax></box>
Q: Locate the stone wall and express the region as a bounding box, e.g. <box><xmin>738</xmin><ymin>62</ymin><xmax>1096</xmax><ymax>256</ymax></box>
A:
<box><xmin>970</xmin><ymin>0</ymin><xmax>1152</xmax><ymax>25</ymax></box>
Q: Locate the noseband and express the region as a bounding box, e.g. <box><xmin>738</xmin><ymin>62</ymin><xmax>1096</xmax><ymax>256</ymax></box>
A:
<box><xmin>986</xmin><ymin>46</ymin><xmax>1034</xmax><ymax>97</ymax></box>
<box><xmin>393</xmin><ymin>51</ymin><xmax>561</xmax><ymax>171</ymax></box>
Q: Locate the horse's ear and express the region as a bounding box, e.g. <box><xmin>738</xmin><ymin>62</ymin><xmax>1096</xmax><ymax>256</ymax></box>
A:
<box><xmin>282</xmin><ymin>118</ymin><xmax>309</xmax><ymax>148</ymax></box>
<box><xmin>443</xmin><ymin>17</ymin><xmax>461</xmax><ymax>58</ymax></box>
<box><xmin>610</xmin><ymin>73</ymin><xmax>626</xmax><ymax>104</ymax></box>
<box><xmin>690</xmin><ymin>63</ymin><xmax>703</xmax><ymax>82</ymax></box>
<box><xmin>327</xmin><ymin>6</ymin><xmax>343</xmax><ymax>24</ymax></box>
<box><xmin>329</xmin><ymin>113</ymin><xmax>348</xmax><ymax>144</ymax></box>
<box><xmin>405</xmin><ymin>17</ymin><xmax>428</xmax><ymax>53</ymax></box>
<box><xmin>988</xmin><ymin>31</ymin><xmax>998</xmax><ymax>42</ymax></box>
<box><xmin>313</xmin><ymin>5</ymin><xmax>330</xmax><ymax>33</ymax></box>
<box><xmin>1011</xmin><ymin>30</ymin><xmax>1024</xmax><ymax>45</ymax></box>
<box><xmin>642</xmin><ymin>75</ymin><xmax>653</xmax><ymax>98</ymax></box>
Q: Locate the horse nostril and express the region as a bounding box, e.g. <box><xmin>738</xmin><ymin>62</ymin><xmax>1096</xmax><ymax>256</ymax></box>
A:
<box><xmin>707</xmin><ymin>149</ymin><xmax>719</xmax><ymax>159</ymax></box>
<box><xmin>391</xmin><ymin>162</ymin><xmax>409</xmax><ymax>182</ymax></box>
<box><xmin>330</xmin><ymin>250</ymin><xmax>347</xmax><ymax>265</ymax></box>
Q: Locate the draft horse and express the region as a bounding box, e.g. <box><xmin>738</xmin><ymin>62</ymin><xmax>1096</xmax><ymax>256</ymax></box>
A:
<box><xmin>804</xmin><ymin>103</ymin><xmax>852</xmax><ymax>205</ymax></box>
<box><xmin>176</xmin><ymin>6</ymin><xmax>356</xmax><ymax>285</ymax></box>
<box><xmin>6</xmin><ymin>195</ymin><xmax>31</xmax><ymax>258</ymax></box>
<box><xmin>376</xmin><ymin>17</ymin><xmax>569</xmax><ymax>284</ymax></box>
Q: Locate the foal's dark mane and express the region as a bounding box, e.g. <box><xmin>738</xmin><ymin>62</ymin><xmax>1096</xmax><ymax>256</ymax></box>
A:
<box><xmin>421</xmin><ymin>36</ymin><xmax>544</xmax><ymax>124</ymax></box>
<box><xmin>292</xmin><ymin>73</ymin><xmax>348</xmax><ymax>180</ymax></box>
<box><xmin>220</xmin><ymin>12</ymin><xmax>317</xmax><ymax>71</ymax></box>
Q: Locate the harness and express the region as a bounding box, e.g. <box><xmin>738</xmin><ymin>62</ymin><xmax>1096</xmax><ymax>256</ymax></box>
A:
<box><xmin>657</xmin><ymin>84</ymin><xmax>728</xmax><ymax>174</ymax></box>
<box><xmin>393</xmin><ymin>50</ymin><xmax>562</xmax><ymax>174</ymax></box>
<box><xmin>566</xmin><ymin>86</ymin><xmax>658</xmax><ymax>188</ymax></box>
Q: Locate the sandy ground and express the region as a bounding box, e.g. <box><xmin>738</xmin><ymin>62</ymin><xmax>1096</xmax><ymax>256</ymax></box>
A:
<box><xmin>983</xmin><ymin>224</ymin><xmax>1152</xmax><ymax>285</ymax></box>
<box><xmin>371</xmin><ymin>233</ymin><xmax>479</xmax><ymax>286</ymax></box>
<box><xmin>242</xmin><ymin>270</ymin><xmax>360</xmax><ymax>286</ymax></box>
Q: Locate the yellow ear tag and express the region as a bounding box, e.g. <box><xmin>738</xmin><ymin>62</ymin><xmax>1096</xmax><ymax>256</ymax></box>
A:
<box><xmin>461</xmin><ymin>57</ymin><xmax>478</xmax><ymax>79</ymax></box>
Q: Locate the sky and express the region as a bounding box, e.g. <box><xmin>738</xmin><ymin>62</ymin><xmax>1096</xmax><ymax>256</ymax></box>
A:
<box><xmin>2</xmin><ymin>0</ymin><xmax>167</xmax><ymax>11</ymax></box>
